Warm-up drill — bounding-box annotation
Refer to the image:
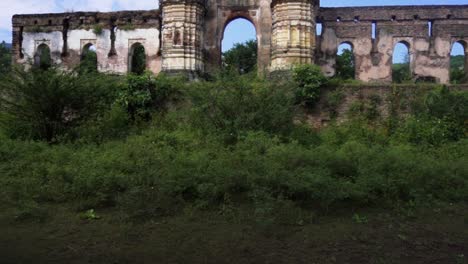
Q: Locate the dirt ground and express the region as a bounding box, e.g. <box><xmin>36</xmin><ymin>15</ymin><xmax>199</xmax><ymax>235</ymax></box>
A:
<box><xmin>1</xmin><ymin>203</ymin><xmax>467</xmax><ymax>264</ymax></box>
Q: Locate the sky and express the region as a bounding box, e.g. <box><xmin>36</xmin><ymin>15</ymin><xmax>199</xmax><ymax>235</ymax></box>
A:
<box><xmin>1</xmin><ymin>0</ymin><xmax>466</xmax><ymax>60</ymax></box>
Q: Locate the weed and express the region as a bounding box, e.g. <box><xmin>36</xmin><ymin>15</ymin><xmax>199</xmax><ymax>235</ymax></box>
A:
<box><xmin>93</xmin><ymin>24</ymin><xmax>103</xmax><ymax>35</ymax></box>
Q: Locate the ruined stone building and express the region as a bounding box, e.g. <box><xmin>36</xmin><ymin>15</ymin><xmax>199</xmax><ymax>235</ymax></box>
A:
<box><xmin>11</xmin><ymin>1</ymin><xmax>468</xmax><ymax>83</ymax></box>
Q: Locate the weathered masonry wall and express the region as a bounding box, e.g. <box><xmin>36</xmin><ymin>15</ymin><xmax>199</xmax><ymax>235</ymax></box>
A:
<box><xmin>12</xmin><ymin>10</ymin><xmax>162</xmax><ymax>74</ymax></box>
<box><xmin>11</xmin><ymin>3</ymin><xmax>468</xmax><ymax>83</ymax></box>
<box><xmin>307</xmin><ymin>84</ymin><xmax>468</xmax><ymax>128</ymax></box>
<box><xmin>317</xmin><ymin>6</ymin><xmax>468</xmax><ymax>84</ymax></box>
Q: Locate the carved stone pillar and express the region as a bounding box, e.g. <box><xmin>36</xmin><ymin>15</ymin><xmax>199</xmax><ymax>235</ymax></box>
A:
<box><xmin>270</xmin><ymin>0</ymin><xmax>318</xmax><ymax>71</ymax></box>
<box><xmin>160</xmin><ymin>0</ymin><xmax>205</xmax><ymax>75</ymax></box>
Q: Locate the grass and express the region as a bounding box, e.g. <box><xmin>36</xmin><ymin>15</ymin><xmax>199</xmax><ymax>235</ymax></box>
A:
<box><xmin>0</xmin><ymin>203</ymin><xmax>466</xmax><ymax>263</ymax></box>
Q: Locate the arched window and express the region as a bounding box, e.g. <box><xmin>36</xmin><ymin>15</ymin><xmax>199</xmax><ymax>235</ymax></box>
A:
<box><xmin>222</xmin><ymin>18</ymin><xmax>257</xmax><ymax>74</ymax></box>
<box><xmin>336</xmin><ymin>42</ymin><xmax>355</xmax><ymax>79</ymax></box>
<box><xmin>34</xmin><ymin>44</ymin><xmax>51</xmax><ymax>70</ymax></box>
<box><xmin>80</xmin><ymin>43</ymin><xmax>98</xmax><ymax>74</ymax></box>
<box><xmin>128</xmin><ymin>43</ymin><xmax>146</xmax><ymax>75</ymax></box>
<box><xmin>392</xmin><ymin>42</ymin><xmax>411</xmax><ymax>83</ymax></box>
<box><xmin>450</xmin><ymin>41</ymin><xmax>467</xmax><ymax>84</ymax></box>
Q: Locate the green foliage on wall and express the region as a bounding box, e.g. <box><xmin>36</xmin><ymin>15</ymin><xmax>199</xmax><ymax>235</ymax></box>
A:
<box><xmin>293</xmin><ymin>64</ymin><xmax>328</xmax><ymax>106</ymax></box>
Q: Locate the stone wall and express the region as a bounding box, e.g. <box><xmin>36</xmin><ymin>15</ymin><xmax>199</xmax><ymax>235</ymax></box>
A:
<box><xmin>317</xmin><ymin>6</ymin><xmax>468</xmax><ymax>84</ymax></box>
<box><xmin>12</xmin><ymin>10</ymin><xmax>162</xmax><ymax>74</ymax></box>
<box><xmin>307</xmin><ymin>84</ymin><xmax>468</xmax><ymax>128</ymax></box>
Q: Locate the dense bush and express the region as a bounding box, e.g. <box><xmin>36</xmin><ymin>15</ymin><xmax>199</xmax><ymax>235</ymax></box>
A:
<box><xmin>336</xmin><ymin>49</ymin><xmax>355</xmax><ymax>80</ymax></box>
<box><xmin>116</xmin><ymin>72</ymin><xmax>183</xmax><ymax>121</ymax></box>
<box><xmin>0</xmin><ymin>41</ymin><xmax>11</xmax><ymax>76</ymax></box>
<box><xmin>0</xmin><ymin>69</ymin><xmax>467</xmax><ymax>221</ymax></box>
<box><xmin>292</xmin><ymin>64</ymin><xmax>328</xmax><ymax>106</ymax></box>
<box><xmin>1</xmin><ymin>123</ymin><xmax>466</xmax><ymax>217</ymax></box>
<box><xmin>394</xmin><ymin>87</ymin><xmax>468</xmax><ymax>145</ymax></box>
<box><xmin>0</xmin><ymin>67</ymin><xmax>118</xmax><ymax>142</ymax></box>
<box><xmin>187</xmin><ymin>75</ymin><xmax>297</xmax><ymax>143</ymax></box>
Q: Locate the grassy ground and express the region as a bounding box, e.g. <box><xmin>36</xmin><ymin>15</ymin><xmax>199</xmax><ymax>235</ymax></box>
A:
<box><xmin>1</xmin><ymin>203</ymin><xmax>467</xmax><ymax>264</ymax></box>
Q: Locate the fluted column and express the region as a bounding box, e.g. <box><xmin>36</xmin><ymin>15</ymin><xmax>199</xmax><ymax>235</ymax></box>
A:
<box><xmin>161</xmin><ymin>0</ymin><xmax>205</xmax><ymax>75</ymax></box>
<box><xmin>271</xmin><ymin>0</ymin><xmax>317</xmax><ymax>71</ymax></box>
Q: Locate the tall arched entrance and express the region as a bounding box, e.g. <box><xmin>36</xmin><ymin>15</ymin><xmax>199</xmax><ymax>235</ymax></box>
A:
<box><xmin>202</xmin><ymin>2</ymin><xmax>273</xmax><ymax>75</ymax></box>
<box><xmin>221</xmin><ymin>18</ymin><xmax>257</xmax><ymax>74</ymax></box>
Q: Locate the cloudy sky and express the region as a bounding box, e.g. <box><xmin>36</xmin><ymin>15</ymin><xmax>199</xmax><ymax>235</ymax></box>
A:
<box><xmin>1</xmin><ymin>0</ymin><xmax>467</xmax><ymax>57</ymax></box>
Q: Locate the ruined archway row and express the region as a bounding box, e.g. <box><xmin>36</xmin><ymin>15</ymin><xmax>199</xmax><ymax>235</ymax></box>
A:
<box><xmin>316</xmin><ymin>5</ymin><xmax>468</xmax><ymax>83</ymax></box>
<box><xmin>12</xmin><ymin>10</ymin><xmax>161</xmax><ymax>74</ymax></box>
<box><xmin>12</xmin><ymin>2</ymin><xmax>468</xmax><ymax>83</ymax></box>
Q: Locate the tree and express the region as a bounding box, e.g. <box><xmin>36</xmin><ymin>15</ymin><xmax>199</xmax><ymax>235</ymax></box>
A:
<box><xmin>222</xmin><ymin>40</ymin><xmax>257</xmax><ymax>74</ymax></box>
<box><xmin>0</xmin><ymin>41</ymin><xmax>11</xmax><ymax>75</ymax></box>
<box><xmin>450</xmin><ymin>55</ymin><xmax>466</xmax><ymax>84</ymax></box>
<box><xmin>0</xmin><ymin>68</ymin><xmax>117</xmax><ymax>142</ymax></box>
<box><xmin>392</xmin><ymin>54</ymin><xmax>412</xmax><ymax>83</ymax></box>
<box><xmin>336</xmin><ymin>49</ymin><xmax>355</xmax><ymax>80</ymax></box>
<box><xmin>293</xmin><ymin>64</ymin><xmax>327</xmax><ymax>106</ymax></box>
<box><xmin>131</xmin><ymin>45</ymin><xmax>146</xmax><ymax>75</ymax></box>
<box><xmin>78</xmin><ymin>49</ymin><xmax>98</xmax><ymax>75</ymax></box>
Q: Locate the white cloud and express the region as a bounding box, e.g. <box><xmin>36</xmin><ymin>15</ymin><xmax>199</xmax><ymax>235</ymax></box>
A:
<box><xmin>113</xmin><ymin>0</ymin><xmax>159</xmax><ymax>10</ymax></box>
<box><xmin>0</xmin><ymin>0</ymin><xmax>55</xmax><ymax>32</ymax></box>
<box><xmin>0</xmin><ymin>0</ymin><xmax>159</xmax><ymax>42</ymax></box>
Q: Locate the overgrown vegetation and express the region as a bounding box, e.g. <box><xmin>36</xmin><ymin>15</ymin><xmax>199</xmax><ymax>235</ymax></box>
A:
<box><xmin>130</xmin><ymin>45</ymin><xmax>146</xmax><ymax>75</ymax></box>
<box><xmin>0</xmin><ymin>63</ymin><xmax>467</xmax><ymax>223</ymax></box>
<box><xmin>0</xmin><ymin>41</ymin><xmax>11</xmax><ymax>76</ymax></box>
<box><xmin>92</xmin><ymin>24</ymin><xmax>103</xmax><ymax>35</ymax></box>
<box><xmin>451</xmin><ymin>55</ymin><xmax>466</xmax><ymax>84</ymax></box>
<box><xmin>222</xmin><ymin>40</ymin><xmax>257</xmax><ymax>74</ymax></box>
<box><xmin>335</xmin><ymin>49</ymin><xmax>355</xmax><ymax>80</ymax></box>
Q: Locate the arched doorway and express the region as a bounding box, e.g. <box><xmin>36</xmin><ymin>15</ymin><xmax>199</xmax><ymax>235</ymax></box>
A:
<box><xmin>450</xmin><ymin>41</ymin><xmax>467</xmax><ymax>84</ymax></box>
<box><xmin>34</xmin><ymin>44</ymin><xmax>51</xmax><ymax>70</ymax></box>
<box><xmin>80</xmin><ymin>43</ymin><xmax>98</xmax><ymax>73</ymax></box>
<box><xmin>336</xmin><ymin>42</ymin><xmax>355</xmax><ymax>80</ymax></box>
<box><xmin>221</xmin><ymin>18</ymin><xmax>257</xmax><ymax>74</ymax></box>
<box><xmin>392</xmin><ymin>42</ymin><xmax>411</xmax><ymax>83</ymax></box>
<box><xmin>129</xmin><ymin>43</ymin><xmax>146</xmax><ymax>75</ymax></box>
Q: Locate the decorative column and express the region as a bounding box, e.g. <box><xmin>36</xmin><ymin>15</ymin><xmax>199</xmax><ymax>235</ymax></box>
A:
<box><xmin>270</xmin><ymin>0</ymin><xmax>318</xmax><ymax>71</ymax></box>
<box><xmin>160</xmin><ymin>0</ymin><xmax>205</xmax><ymax>75</ymax></box>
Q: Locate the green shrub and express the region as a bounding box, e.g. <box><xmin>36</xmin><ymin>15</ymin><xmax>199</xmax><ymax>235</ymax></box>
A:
<box><xmin>0</xmin><ymin>67</ymin><xmax>118</xmax><ymax>142</ymax></box>
<box><xmin>120</xmin><ymin>24</ymin><xmax>136</xmax><ymax>31</ymax></box>
<box><xmin>1</xmin><ymin>70</ymin><xmax>467</xmax><ymax>221</ymax></box>
<box><xmin>0</xmin><ymin>41</ymin><xmax>11</xmax><ymax>76</ymax></box>
<box><xmin>187</xmin><ymin>75</ymin><xmax>296</xmax><ymax>142</ymax></box>
<box><xmin>292</xmin><ymin>64</ymin><xmax>327</xmax><ymax>106</ymax></box>
<box><xmin>93</xmin><ymin>24</ymin><xmax>103</xmax><ymax>35</ymax></box>
<box><xmin>116</xmin><ymin>72</ymin><xmax>183</xmax><ymax>121</ymax></box>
